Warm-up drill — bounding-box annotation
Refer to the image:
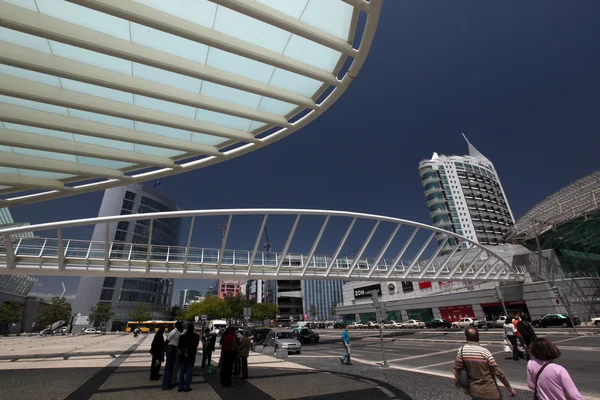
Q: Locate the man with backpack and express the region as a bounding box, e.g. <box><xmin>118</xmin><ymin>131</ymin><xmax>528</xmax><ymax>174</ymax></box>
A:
<box><xmin>178</xmin><ymin>323</ymin><xmax>200</xmax><ymax>392</ymax></box>
<box><xmin>516</xmin><ymin>314</ymin><xmax>537</xmax><ymax>361</ymax></box>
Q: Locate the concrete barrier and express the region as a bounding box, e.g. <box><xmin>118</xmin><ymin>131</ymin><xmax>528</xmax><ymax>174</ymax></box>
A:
<box><xmin>262</xmin><ymin>346</ymin><xmax>275</xmax><ymax>356</ymax></box>
<box><xmin>253</xmin><ymin>345</ymin><xmax>264</xmax><ymax>353</ymax></box>
<box><xmin>274</xmin><ymin>349</ymin><xmax>288</xmax><ymax>359</ymax></box>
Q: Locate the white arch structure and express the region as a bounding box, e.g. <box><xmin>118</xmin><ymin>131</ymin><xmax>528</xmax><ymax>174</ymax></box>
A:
<box><xmin>0</xmin><ymin>0</ymin><xmax>381</xmax><ymax>206</ymax></box>
<box><xmin>0</xmin><ymin>208</ymin><xmax>525</xmax><ymax>282</ymax></box>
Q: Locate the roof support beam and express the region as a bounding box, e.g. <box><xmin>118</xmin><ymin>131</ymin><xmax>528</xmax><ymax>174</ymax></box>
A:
<box><xmin>400</xmin><ymin>232</ymin><xmax>436</xmax><ymax>280</ymax></box>
<box><xmin>0</xmin><ymin>2</ymin><xmax>316</xmax><ymax>108</ymax></box>
<box><xmin>0</xmin><ymin>76</ymin><xmax>257</xmax><ymax>144</ymax></box>
<box><xmin>216</xmin><ymin>215</ymin><xmax>233</xmax><ymax>274</ymax></box>
<box><xmin>386</xmin><ymin>227</ymin><xmax>419</xmax><ymax>278</ymax></box>
<box><xmin>300</xmin><ymin>216</ymin><xmax>330</xmax><ymax>276</ymax></box>
<box><xmin>347</xmin><ymin>221</ymin><xmax>379</xmax><ymax>277</ymax></box>
<box><xmin>418</xmin><ymin>238</ymin><xmax>448</xmax><ymax>279</ymax></box>
<box><xmin>0</xmin><ymin>173</ymin><xmax>65</xmax><ymax>191</ymax></box>
<box><xmin>433</xmin><ymin>243</ymin><xmax>461</xmax><ymax>279</ymax></box>
<box><xmin>183</xmin><ymin>216</ymin><xmax>196</xmax><ymax>274</ymax></box>
<box><xmin>0</xmin><ymin>104</ymin><xmax>217</xmax><ymax>157</ymax></box>
<box><xmin>275</xmin><ymin>215</ymin><xmax>301</xmax><ymax>275</ymax></box>
<box><xmin>0</xmin><ymin>42</ymin><xmax>290</xmax><ymax>128</ymax></box>
<box><xmin>0</xmin><ymin>151</ymin><xmax>128</xmax><ymax>180</ymax></box>
<box><xmin>325</xmin><ymin>218</ymin><xmax>356</xmax><ymax>277</ymax></box>
<box><xmin>459</xmin><ymin>249</ymin><xmax>486</xmax><ymax>280</ymax></box>
<box><xmin>69</xmin><ymin>0</ymin><xmax>338</xmax><ymax>85</ymax></box>
<box><xmin>342</xmin><ymin>0</ymin><xmax>372</xmax><ymax>13</ymax></box>
<box><xmin>209</xmin><ymin>0</ymin><xmax>357</xmax><ymax>56</ymax></box>
<box><xmin>248</xmin><ymin>215</ymin><xmax>268</xmax><ymax>275</ymax></box>
<box><xmin>0</xmin><ymin>128</ymin><xmax>176</xmax><ymax>168</ymax></box>
<box><xmin>57</xmin><ymin>229</ymin><xmax>65</xmax><ymax>271</ymax></box>
<box><xmin>367</xmin><ymin>223</ymin><xmax>401</xmax><ymax>278</ymax></box>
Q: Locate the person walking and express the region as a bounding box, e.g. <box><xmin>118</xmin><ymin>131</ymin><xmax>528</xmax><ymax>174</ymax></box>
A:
<box><xmin>503</xmin><ymin>318</ymin><xmax>520</xmax><ymax>361</ymax></box>
<box><xmin>339</xmin><ymin>326</ymin><xmax>352</xmax><ymax>365</ymax></box>
<box><xmin>238</xmin><ymin>331</ymin><xmax>251</xmax><ymax>379</ymax></box>
<box><xmin>162</xmin><ymin>321</ymin><xmax>183</xmax><ymax>390</ymax></box>
<box><xmin>527</xmin><ymin>338</ymin><xmax>583</xmax><ymax>400</ymax></box>
<box><xmin>201</xmin><ymin>328</ymin><xmax>215</xmax><ymax>369</ymax></box>
<box><xmin>178</xmin><ymin>323</ymin><xmax>200</xmax><ymax>393</ymax></box>
<box><xmin>219</xmin><ymin>327</ymin><xmax>236</xmax><ymax>387</ymax></box>
<box><xmin>150</xmin><ymin>327</ymin><xmax>165</xmax><ymax>381</ymax></box>
<box><xmin>512</xmin><ymin>314</ymin><xmax>525</xmax><ymax>355</ymax></box>
<box><xmin>233</xmin><ymin>329</ymin><xmax>242</xmax><ymax>377</ymax></box>
<box><xmin>516</xmin><ymin>314</ymin><xmax>536</xmax><ymax>360</ymax></box>
<box><xmin>454</xmin><ymin>328</ymin><xmax>517</xmax><ymax>400</ymax></box>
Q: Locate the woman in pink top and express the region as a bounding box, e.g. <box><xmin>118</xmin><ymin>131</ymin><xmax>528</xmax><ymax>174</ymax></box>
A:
<box><xmin>527</xmin><ymin>338</ymin><xmax>583</xmax><ymax>400</ymax></box>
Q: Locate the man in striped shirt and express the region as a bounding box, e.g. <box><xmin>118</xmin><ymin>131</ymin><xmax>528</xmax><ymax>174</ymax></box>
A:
<box><xmin>453</xmin><ymin>328</ymin><xmax>517</xmax><ymax>400</ymax></box>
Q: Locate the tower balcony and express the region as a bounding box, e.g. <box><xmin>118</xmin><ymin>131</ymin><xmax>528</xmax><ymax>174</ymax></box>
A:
<box><xmin>424</xmin><ymin>186</ymin><xmax>444</xmax><ymax>196</ymax></box>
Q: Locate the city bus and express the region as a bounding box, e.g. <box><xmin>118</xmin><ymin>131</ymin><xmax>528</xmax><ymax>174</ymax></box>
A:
<box><xmin>208</xmin><ymin>319</ymin><xmax>227</xmax><ymax>334</ymax></box>
<box><xmin>125</xmin><ymin>320</ymin><xmax>176</xmax><ymax>333</ymax></box>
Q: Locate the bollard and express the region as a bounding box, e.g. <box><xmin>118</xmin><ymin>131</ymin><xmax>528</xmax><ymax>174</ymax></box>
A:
<box><xmin>262</xmin><ymin>346</ymin><xmax>275</xmax><ymax>356</ymax></box>
<box><xmin>253</xmin><ymin>344</ymin><xmax>264</xmax><ymax>353</ymax></box>
<box><xmin>274</xmin><ymin>349</ymin><xmax>288</xmax><ymax>359</ymax></box>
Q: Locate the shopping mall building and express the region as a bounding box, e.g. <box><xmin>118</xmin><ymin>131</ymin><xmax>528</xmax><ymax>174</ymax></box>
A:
<box><xmin>337</xmin><ymin>171</ymin><xmax>600</xmax><ymax>325</ymax></box>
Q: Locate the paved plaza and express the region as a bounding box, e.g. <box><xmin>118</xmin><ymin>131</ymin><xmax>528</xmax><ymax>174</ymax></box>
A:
<box><xmin>0</xmin><ymin>329</ymin><xmax>598</xmax><ymax>400</ymax></box>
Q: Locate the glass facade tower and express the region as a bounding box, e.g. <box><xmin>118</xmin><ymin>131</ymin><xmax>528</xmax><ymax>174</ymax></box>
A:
<box><xmin>418</xmin><ymin>135</ymin><xmax>514</xmax><ymax>253</ymax></box>
<box><xmin>73</xmin><ymin>183</ymin><xmax>181</xmax><ymax>331</ymax></box>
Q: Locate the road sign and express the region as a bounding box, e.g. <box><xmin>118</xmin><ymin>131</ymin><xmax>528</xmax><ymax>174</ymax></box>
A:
<box><xmin>74</xmin><ymin>315</ymin><xmax>89</xmax><ymax>325</ymax></box>
<box><xmin>243</xmin><ymin>307</ymin><xmax>252</xmax><ymax>318</ymax></box>
<box><xmin>194</xmin><ymin>316</ymin><xmax>199</xmax><ymax>322</ymax></box>
<box><xmin>201</xmin><ymin>314</ymin><xmax>208</xmax><ymax>320</ymax></box>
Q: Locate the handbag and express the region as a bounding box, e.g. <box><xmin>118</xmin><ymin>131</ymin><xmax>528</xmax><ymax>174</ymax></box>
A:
<box><xmin>533</xmin><ymin>362</ymin><xmax>552</xmax><ymax>400</ymax></box>
<box><xmin>458</xmin><ymin>346</ymin><xmax>470</xmax><ymax>389</ymax></box>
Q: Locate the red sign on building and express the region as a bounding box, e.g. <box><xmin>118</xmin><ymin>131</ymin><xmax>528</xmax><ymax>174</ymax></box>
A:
<box><xmin>439</xmin><ymin>305</ymin><xmax>475</xmax><ymax>322</ymax></box>
<box><xmin>218</xmin><ymin>280</ymin><xmax>242</xmax><ymax>298</ymax></box>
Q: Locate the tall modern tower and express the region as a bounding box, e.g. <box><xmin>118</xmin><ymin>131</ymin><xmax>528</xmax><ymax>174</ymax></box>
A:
<box><xmin>419</xmin><ymin>135</ymin><xmax>514</xmax><ymax>253</ymax></box>
<box><xmin>179</xmin><ymin>290</ymin><xmax>201</xmax><ymax>308</ymax></box>
<box><xmin>73</xmin><ymin>184</ymin><xmax>181</xmax><ymax>331</ymax></box>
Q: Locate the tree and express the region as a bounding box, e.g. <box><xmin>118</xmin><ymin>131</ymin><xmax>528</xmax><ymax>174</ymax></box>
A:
<box><xmin>38</xmin><ymin>296</ymin><xmax>72</xmax><ymax>328</ymax></box>
<box><xmin>223</xmin><ymin>293</ymin><xmax>251</xmax><ymax>322</ymax></box>
<box><xmin>251</xmin><ymin>302</ymin><xmax>278</xmax><ymax>321</ymax></box>
<box><xmin>88</xmin><ymin>302</ymin><xmax>115</xmax><ymax>328</ymax></box>
<box><xmin>170</xmin><ymin>305</ymin><xmax>185</xmax><ymax>320</ymax></box>
<box><xmin>0</xmin><ymin>301</ymin><xmax>23</xmax><ymax>335</ymax></box>
<box><xmin>309</xmin><ymin>304</ymin><xmax>318</xmax><ymax>320</ymax></box>
<box><xmin>184</xmin><ymin>295</ymin><xmax>231</xmax><ymax>321</ymax></box>
<box><xmin>128</xmin><ymin>303</ymin><xmax>151</xmax><ymax>323</ymax></box>
<box><xmin>330</xmin><ymin>301</ymin><xmax>337</xmax><ymax>319</ymax></box>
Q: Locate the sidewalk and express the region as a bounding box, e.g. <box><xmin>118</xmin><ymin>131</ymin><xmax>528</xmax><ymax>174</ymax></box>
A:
<box><xmin>87</xmin><ymin>338</ymin><xmax>396</xmax><ymax>400</ymax></box>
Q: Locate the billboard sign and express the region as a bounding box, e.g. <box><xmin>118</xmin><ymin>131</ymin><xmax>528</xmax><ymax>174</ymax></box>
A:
<box><xmin>354</xmin><ymin>284</ymin><xmax>382</xmax><ymax>299</ymax></box>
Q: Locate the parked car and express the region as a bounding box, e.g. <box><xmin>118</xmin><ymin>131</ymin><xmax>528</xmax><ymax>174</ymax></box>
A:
<box><xmin>426</xmin><ymin>318</ymin><xmax>452</xmax><ymax>329</ymax></box>
<box><xmin>383</xmin><ymin>320</ymin><xmax>403</xmax><ymax>329</ymax></box>
<box><xmin>346</xmin><ymin>322</ymin><xmax>365</xmax><ymax>330</ymax></box>
<box><xmin>53</xmin><ymin>327</ymin><xmax>68</xmax><ymax>335</ymax></box>
<box><xmin>83</xmin><ymin>328</ymin><xmax>97</xmax><ymax>334</ymax></box>
<box><xmin>531</xmin><ymin>314</ymin><xmax>581</xmax><ymax>328</ymax></box>
<box><xmin>592</xmin><ymin>317</ymin><xmax>600</xmax><ymax>328</ymax></box>
<box><xmin>452</xmin><ymin>318</ymin><xmax>484</xmax><ymax>329</ymax></box>
<box><xmin>334</xmin><ymin>322</ymin><xmax>347</xmax><ymax>329</ymax></box>
<box><xmin>486</xmin><ymin>316</ymin><xmax>508</xmax><ymax>328</ymax></box>
<box><xmin>264</xmin><ymin>331</ymin><xmax>302</xmax><ymax>354</ymax></box>
<box><xmin>366</xmin><ymin>321</ymin><xmax>380</xmax><ymax>329</ymax></box>
<box><xmin>292</xmin><ymin>327</ymin><xmax>320</xmax><ymax>343</ymax></box>
<box><xmin>403</xmin><ymin>319</ymin><xmax>425</xmax><ymax>329</ymax></box>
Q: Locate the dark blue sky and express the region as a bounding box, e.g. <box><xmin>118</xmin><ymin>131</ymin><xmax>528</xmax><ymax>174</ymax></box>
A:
<box><xmin>12</xmin><ymin>1</ymin><xmax>600</xmax><ymax>301</ymax></box>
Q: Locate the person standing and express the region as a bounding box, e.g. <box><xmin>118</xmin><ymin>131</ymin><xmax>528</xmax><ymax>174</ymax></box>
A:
<box><xmin>454</xmin><ymin>328</ymin><xmax>517</xmax><ymax>399</ymax></box>
<box><xmin>339</xmin><ymin>326</ymin><xmax>352</xmax><ymax>365</ymax></box>
<box><xmin>233</xmin><ymin>329</ymin><xmax>242</xmax><ymax>377</ymax></box>
<box><xmin>201</xmin><ymin>328</ymin><xmax>214</xmax><ymax>369</ymax></box>
<box><xmin>516</xmin><ymin>314</ymin><xmax>536</xmax><ymax>361</ymax></box>
<box><xmin>512</xmin><ymin>314</ymin><xmax>525</xmax><ymax>355</ymax></box>
<box><xmin>503</xmin><ymin>319</ymin><xmax>520</xmax><ymax>361</ymax></box>
<box><xmin>527</xmin><ymin>338</ymin><xmax>583</xmax><ymax>400</ymax></box>
<box><xmin>162</xmin><ymin>321</ymin><xmax>183</xmax><ymax>390</ymax></box>
<box><xmin>219</xmin><ymin>327</ymin><xmax>236</xmax><ymax>387</ymax></box>
<box><xmin>149</xmin><ymin>327</ymin><xmax>165</xmax><ymax>380</ymax></box>
<box><xmin>238</xmin><ymin>331</ymin><xmax>251</xmax><ymax>379</ymax></box>
<box><xmin>178</xmin><ymin>323</ymin><xmax>200</xmax><ymax>393</ymax></box>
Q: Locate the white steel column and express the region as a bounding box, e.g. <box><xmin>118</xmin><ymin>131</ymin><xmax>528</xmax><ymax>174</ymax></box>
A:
<box><xmin>400</xmin><ymin>232</ymin><xmax>436</xmax><ymax>280</ymax></box>
<box><xmin>367</xmin><ymin>224</ymin><xmax>401</xmax><ymax>278</ymax></box>
<box><xmin>183</xmin><ymin>216</ymin><xmax>196</xmax><ymax>274</ymax></box>
<box><xmin>347</xmin><ymin>221</ymin><xmax>380</xmax><ymax>277</ymax></box>
<box><xmin>104</xmin><ymin>222</ymin><xmax>110</xmax><ymax>272</ymax></box>
<box><xmin>418</xmin><ymin>238</ymin><xmax>449</xmax><ymax>280</ymax></box>
<box><xmin>275</xmin><ymin>215</ymin><xmax>300</xmax><ymax>275</ymax></box>
<box><xmin>459</xmin><ymin>249</ymin><xmax>486</xmax><ymax>279</ymax></box>
<box><xmin>145</xmin><ymin>220</ymin><xmax>154</xmax><ymax>273</ymax></box>
<box><xmin>386</xmin><ymin>227</ymin><xmax>420</xmax><ymax>279</ymax></box>
<box><xmin>216</xmin><ymin>215</ymin><xmax>232</xmax><ymax>274</ymax></box>
<box><xmin>300</xmin><ymin>216</ymin><xmax>330</xmax><ymax>276</ymax></box>
<box><xmin>445</xmin><ymin>248</ymin><xmax>475</xmax><ymax>280</ymax></box>
<box><xmin>4</xmin><ymin>235</ymin><xmax>15</xmax><ymax>269</ymax></box>
<box><xmin>432</xmin><ymin>243</ymin><xmax>461</xmax><ymax>279</ymax></box>
<box><xmin>57</xmin><ymin>229</ymin><xmax>65</xmax><ymax>271</ymax></box>
<box><xmin>248</xmin><ymin>215</ymin><xmax>268</xmax><ymax>274</ymax></box>
<box><xmin>325</xmin><ymin>218</ymin><xmax>356</xmax><ymax>277</ymax></box>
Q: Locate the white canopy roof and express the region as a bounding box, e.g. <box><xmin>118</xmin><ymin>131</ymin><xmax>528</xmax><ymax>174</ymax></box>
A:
<box><xmin>0</xmin><ymin>0</ymin><xmax>381</xmax><ymax>206</ymax></box>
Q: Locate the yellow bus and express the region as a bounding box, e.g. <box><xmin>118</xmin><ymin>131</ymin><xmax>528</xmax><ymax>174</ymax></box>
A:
<box><xmin>125</xmin><ymin>320</ymin><xmax>176</xmax><ymax>333</ymax></box>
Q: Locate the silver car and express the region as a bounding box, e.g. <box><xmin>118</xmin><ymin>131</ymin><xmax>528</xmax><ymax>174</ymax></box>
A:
<box><xmin>265</xmin><ymin>331</ymin><xmax>302</xmax><ymax>355</ymax></box>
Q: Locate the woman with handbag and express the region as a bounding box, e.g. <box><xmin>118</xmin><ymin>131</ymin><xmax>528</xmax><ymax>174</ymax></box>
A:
<box><xmin>527</xmin><ymin>338</ymin><xmax>583</xmax><ymax>400</ymax></box>
<box><xmin>503</xmin><ymin>319</ymin><xmax>520</xmax><ymax>361</ymax></box>
<box><xmin>149</xmin><ymin>327</ymin><xmax>165</xmax><ymax>381</ymax></box>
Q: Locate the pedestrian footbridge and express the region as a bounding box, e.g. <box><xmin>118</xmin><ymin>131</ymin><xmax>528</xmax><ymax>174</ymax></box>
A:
<box><xmin>0</xmin><ymin>209</ymin><xmax>525</xmax><ymax>282</ymax></box>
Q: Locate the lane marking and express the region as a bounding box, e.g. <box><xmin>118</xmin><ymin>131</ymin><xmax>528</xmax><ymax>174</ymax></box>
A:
<box><xmin>386</xmin><ymin>348</ymin><xmax>460</xmax><ymax>363</ymax></box>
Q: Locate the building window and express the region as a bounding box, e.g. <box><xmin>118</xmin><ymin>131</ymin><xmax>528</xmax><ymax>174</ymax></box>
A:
<box><xmin>103</xmin><ymin>277</ymin><xmax>117</xmax><ymax>288</ymax></box>
<box><xmin>100</xmin><ymin>288</ymin><xmax>114</xmax><ymax>301</ymax></box>
<box><xmin>125</xmin><ymin>191</ymin><xmax>136</xmax><ymax>201</ymax></box>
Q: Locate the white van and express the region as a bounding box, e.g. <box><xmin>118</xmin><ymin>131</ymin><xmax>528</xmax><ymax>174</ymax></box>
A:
<box><xmin>208</xmin><ymin>320</ymin><xmax>227</xmax><ymax>335</ymax></box>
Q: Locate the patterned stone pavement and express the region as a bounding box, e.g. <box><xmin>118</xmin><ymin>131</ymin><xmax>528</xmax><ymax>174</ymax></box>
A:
<box><xmin>0</xmin><ymin>334</ymin><xmax>397</xmax><ymax>400</ymax></box>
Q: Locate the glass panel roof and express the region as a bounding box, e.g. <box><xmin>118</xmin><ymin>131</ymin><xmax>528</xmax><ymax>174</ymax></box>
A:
<box><xmin>0</xmin><ymin>0</ymin><xmax>379</xmax><ymax>204</ymax></box>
